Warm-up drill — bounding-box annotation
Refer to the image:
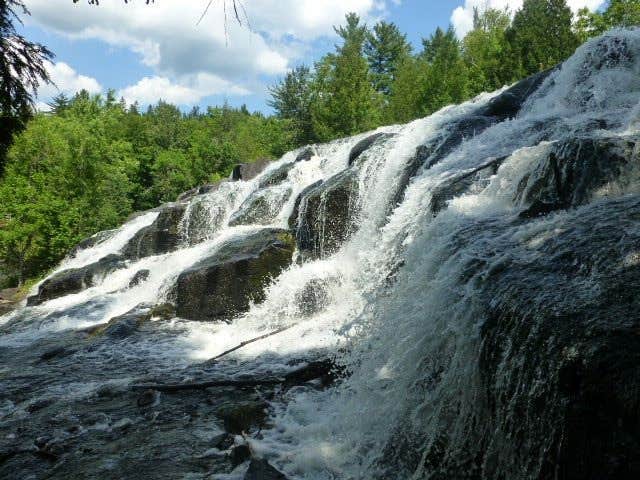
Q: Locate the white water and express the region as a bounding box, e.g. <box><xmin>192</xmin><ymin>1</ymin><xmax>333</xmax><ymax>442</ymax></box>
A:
<box><xmin>2</xmin><ymin>29</ymin><xmax>640</xmax><ymax>479</ymax></box>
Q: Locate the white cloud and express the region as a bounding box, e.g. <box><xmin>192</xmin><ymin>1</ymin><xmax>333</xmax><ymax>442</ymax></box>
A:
<box><xmin>37</xmin><ymin>61</ymin><xmax>102</xmax><ymax>108</ymax></box>
<box><xmin>450</xmin><ymin>0</ymin><xmax>606</xmax><ymax>38</ymax></box>
<box><xmin>23</xmin><ymin>0</ymin><xmax>391</xmax><ymax>106</ymax></box>
<box><xmin>119</xmin><ymin>74</ymin><xmax>250</xmax><ymax>106</ymax></box>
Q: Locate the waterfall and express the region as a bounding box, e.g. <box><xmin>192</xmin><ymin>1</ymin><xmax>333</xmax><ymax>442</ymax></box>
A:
<box><xmin>1</xmin><ymin>29</ymin><xmax>640</xmax><ymax>480</ymax></box>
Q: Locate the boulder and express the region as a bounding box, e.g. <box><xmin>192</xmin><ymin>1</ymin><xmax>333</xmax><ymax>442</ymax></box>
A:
<box><xmin>475</xmin><ymin>196</ymin><xmax>640</xmax><ymax>480</ymax></box>
<box><xmin>121</xmin><ymin>203</ymin><xmax>187</xmax><ymax>260</ymax></box>
<box><xmin>258</xmin><ymin>163</ymin><xmax>295</xmax><ymax>188</ymax></box>
<box><xmin>176</xmin><ymin>180</ymin><xmax>226</xmax><ymax>202</ymax></box>
<box><xmin>96</xmin><ymin>304</ymin><xmax>154</xmax><ymax>339</ymax></box>
<box><xmin>27</xmin><ymin>254</ymin><xmax>125</xmax><ymax>306</ymax></box>
<box><xmin>296</xmin><ymin>170</ymin><xmax>359</xmax><ymax>260</ymax></box>
<box><xmin>67</xmin><ymin>229</ymin><xmax>115</xmax><ymax>259</ymax></box>
<box><xmin>348</xmin><ymin>132</ymin><xmax>394</xmax><ymax>166</ymax></box>
<box><xmin>244</xmin><ymin>459</ymin><xmax>288</xmax><ymax>480</ymax></box>
<box><xmin>393</xmin><ymin>195</ymin><xmax>640</xmax><ymax>480</ymax></box>
<box><xmin>128</xmin><ymin>269</ymin><xmax>150</xmax><ymax>288</ymax></box>
<box><xmin>232</xmin><ymin>159</ymin><xmax>273</xmax><ymax>182</ymax></box>
<box><xmin>295</xmin><ymin>146</ymin><xmax>316</xmax><ymax>162</ymax></box>
<box><xmin>429</xmin><ymin>156</ymin><xmax>506</xmax><ymax>215</ymax></box>
<box><xmin>516</xmin><ymin>135</ymin><xmax>640</xmax><ymax>217</ymax></box>
<box><xmin>228</xmin><ymin>187</ymin><xmax>293</xmax><ymax>227</ymax></box>
<box><xmin>217</xmin><ymin>401</ymin><xmax>268</xmax><ymax>434</ymax></box>
<box><xmin>287</xmin><ymin>180</ymin><xmax>323</xmax><ymax>230</ymax></box>
<box><xmin>175</xmin><ymin>228</ymin><xmax>295</xmax><ymax>321</ymax></box>
<box><xmin>482</xmin><ymin>68</ymin><xmax>553</xmax><ymax>119</ymax></box>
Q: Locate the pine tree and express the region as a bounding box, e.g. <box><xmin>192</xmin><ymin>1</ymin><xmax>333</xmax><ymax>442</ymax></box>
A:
<box><xmin>268</xmin><ymin>65</ymin><xmax>315</xmax><ymax>145</ymax></box>
<box><xmin>47</xmin><ymin>93</ymin><xmax>71</xmax><ymax>115</ymax></box>
<box><xmin>364</xmin><ymin>21</ymin><xmax>412</xmax><ymax>97</ymax></box>
<box><xmin>0</xmin><ymin>0</ymin><xmax>53</xmax><ymax>172</ymax></box>
<box><xmin>508</xmin><ymin>0</ymin><xmax>579</xmax><ymax>76</ymax></box>
<box><xmin>386</xmin><ymin>55</ymin><xmax>429</xmax><ymax>123</ymax></box>
<box><xmin>420</xmin><ymin>27</ymin><xmax>469</xmax><ymax>114</ymax></box>
<box><xmin>310</xmin><ymin>13</ymin><xmax>381</xmax><ymax>141</ymax></box>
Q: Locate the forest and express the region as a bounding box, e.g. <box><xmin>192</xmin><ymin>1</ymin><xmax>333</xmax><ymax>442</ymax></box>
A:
<box><xmin>0</xmin><ymin>0</ymin><xmax>638</xmax><ymax>288</ymax></box>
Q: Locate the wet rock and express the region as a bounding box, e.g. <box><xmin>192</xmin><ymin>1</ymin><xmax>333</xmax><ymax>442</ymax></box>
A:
<box><xmin>348</xmin><ymin>132</ymin><xmax>393</xmax><ymax>166</ymax></box>
<box><xmin>177</xmin><ymin>180</ymin><xmax>226</xmax><ymax>202</ymax></box>
<box><xmin>0</xmin><ymin>288</ymin><xmax>19</xmax><ymax>316</ymax></box>
<box><xmin>245</xmin><ymin>458</ymin><xmax>288</xmax><ymax>480</ymax></box>
<box><xmin>122</xmin><ymin>203</ymin><xmax>187</xmax><ymax>260</ymax></box>
<box><xmin>67</xmin><ymin>229</ymin><xmax>115</xmax><ymax>259</ymax></box>
<box><xmin>175</xmin><ymin>229</ymin><xmax>295</xmax><ymax>321</ymax></box>
<box><xmin>26</xmin><ymin>398</ymin><xmax>55</xmax><ymax>413</ymax></box>
<box><xmin>149</xmin><ymin>303</ymin><xmax>175</xmax><ymax>320</ymax></box>
<box><xmin>296</xmin><ymin>170</ymin><xmax>359</xmax><ymax>260</ymax></box>
<box><xmin>93</xmin><ymin>304</ymin><xmax>154</xmax><ymax>339</ymax></box>
<box><xmin>128</xmin><ymin>269</ymin><xmax>150</xmax><ymax>288</ymax></box>
<box><xmin>295</xmin><ymin>146</ymin><xmax>316</xmax><ymax>162</ymax></box>
<box><xmin>515</xmin><ymin>135</ymin><xmax>640</xmax><ymax>215</ymax></box>
<box><xmin>410</xmin><ymin>196</ymin><xmax>640</xmax><ymax>479</ymax></box>
<box><xmin>391</xmin><ymin>116</ymin><xmax>497</xmax><ymax>210</ymax></box>
<box><xmin>232</xmin><ymin>159</ymin><xmax>273</xmax><ymax>181</ymax></box>
<box><xmin>217</xmin><ymin>401</ymin><xmax>268</xmax><ymax>434</ymax></box>
<box><xmin>518</xmin><ymin>199</ymin><xmax>559</xmax><ymax>219</ymax></box>
<box><xmin>137</xmin><ymin>389</ymin><xmax>159</xmax><ymax>408</ymax></box>
<box><xmin>429</xmin><ymin>156</ymin><xmax>506</xmax><ymax>215</ymax></box>
<box><xmin>27</xmin><ymin>254</ymin><xmax>125</xmax><ymax>306</ymax></box>
<box><xmin>229</xmin><ymin>187</ymin><xmax>293</xmax><ymax>227</ymax></box>
<box><xmin>295</xmin><ymin>279</ymin><xmax>330</xmax><ymax>316</ymax></box>
<box><xmin>287</xmin><ymin>180</ymin><xmax>323</xmax><ymax>230</ymax></box>
<box><xmin>482</xmin><ymin>69</ymin><xmax>552</xmax><ymax>119</ymax></box>
<box><xmin>283</xmin><ymin>360</ymin><xmax>339</xmax><ymax>388</ymax></box>
<box><xmin>211</xmin><ymin>433</ymin><xmax>234</xmax><ymax>450</ymax></box>
<box><xmin>258</xmin><ymin>163</ymin><xmax>295</xmax><ymax>188</ymax></box>
<box><xmin>230</xmin><ymin>444</ymin><xmax>252</xmax><ymax>466</ymax></box>
<box><xmin>39</xmin><ymin>346</ymin><xmax>73</xmax><ymax>363</ymax></box>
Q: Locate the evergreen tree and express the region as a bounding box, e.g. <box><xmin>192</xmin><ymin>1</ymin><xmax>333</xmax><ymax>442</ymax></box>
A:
<box><xmin>310</xmin><ymin>13</ymin><xmax>381</xmax><ymax>141</ymax></box>
<box><xmin>47</xmin><ymin>93</ymin><xmax>71</xmax><ymax>115</ymax></box>
<box><xmin>0</xmin><ymin>0</ymin><xmax>53</xmax><ymax>173</ymax></box>
<box><xmin>508</xmin><ymin>0</ymin><xmax>579</xmax><ymax>76</ymax></box>
<box><xmin>386</xmin><ymin>55</ymin><xmax>429</xmax><ymax>123</ymax></box>
<box><xmin>420</xmin><ymin>26</ymin><xmax>469</xmax><ymax>114</ymax></box>
<box><xmin>268</xmin><ymin>65</ymin><xmax>315</xmax><ymax>145</ymax></box>
<box><xmin>364</xmin><ymin>21</ymin><xmax>412</xmax><ymax>97</ymax></box>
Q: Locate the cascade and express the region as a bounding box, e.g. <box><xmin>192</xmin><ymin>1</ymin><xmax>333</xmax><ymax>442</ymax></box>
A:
<box><xmin>1</xmin><ymin>30</ymin><xmax>640</xmax><ymax>479</ymax></box>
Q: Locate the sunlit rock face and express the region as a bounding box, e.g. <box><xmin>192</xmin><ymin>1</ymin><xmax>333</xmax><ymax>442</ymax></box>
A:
<box><xmin>2</xmin><ymin>29</ymin><xmax>640</xmax><ymax>480</ymax></box>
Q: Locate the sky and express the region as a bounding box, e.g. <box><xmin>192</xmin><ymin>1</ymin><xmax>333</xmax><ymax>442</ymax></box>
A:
<box><xmin>19</xmin><ymin>0</ymin><xmax>606</xmax><ymax>113</ymax></box>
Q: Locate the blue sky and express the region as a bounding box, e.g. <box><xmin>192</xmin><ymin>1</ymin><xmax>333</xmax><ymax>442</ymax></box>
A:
<box><xmin>20</xmin><ymin>0</ymin><xmax>604</xmax><ymax>113</ymax></box>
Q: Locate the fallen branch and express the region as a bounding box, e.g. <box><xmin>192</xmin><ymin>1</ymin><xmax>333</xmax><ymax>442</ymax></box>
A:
<box><xmin>132</xmin><ymin>378</ymin><xmax>283</xmax><ymax>392</ymax></box>
<box><xmin>203</xmin><ymin>325</ymin><xmax>295</xmax><ymax>364</ymax></box>
<box><xmin>131</xmin><ymin>360</ymin><xmax>339</xmax><ymax>393</ymax></box>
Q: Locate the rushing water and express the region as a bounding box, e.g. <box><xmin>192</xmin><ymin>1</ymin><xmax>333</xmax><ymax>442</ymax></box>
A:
<box><xmin>2</xmin><ymin>30</ymin><xmax>640</xmax><ymax>479</ymax></box>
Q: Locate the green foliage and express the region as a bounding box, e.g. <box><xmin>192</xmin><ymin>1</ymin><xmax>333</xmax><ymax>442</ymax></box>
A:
<box><xmin>463</xmin><ymin>8</ymin><xmax>514</xmax><ymax>95</ymax></box>
<box><xmin>310</xmin><ymin>13</ymin><xmax>382</xmax><ymax>141</ymax></box>
<box><xmin>268</xmin><ymin>65</ymin><xmax>315</xmax><ymax>145</ymax></box>
<box><xmin>0</xmin><ymin>92</ymin><xmax>293</xmax><ymax>283</ymax></box>
<box><xmin>508</xmin><ymin>0</ymin><xmax>579</xmax><ymax>76</ymax></box>
<box><xmin>365</xmin><ymin>21</ymin><xmax>412</xmax><ymax>96</ymax></box>
<box><xmin>419</xmin><ymin>26</ymin><xmax>469</xmax><ymax>114</ymax></box>
<box><xmin>575</xmin><ymin>0</ymin><xmax>640</xmax><ymax>41</ymax></box>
